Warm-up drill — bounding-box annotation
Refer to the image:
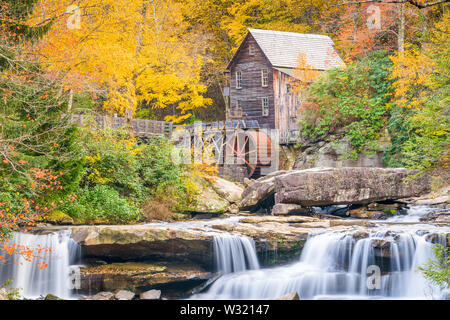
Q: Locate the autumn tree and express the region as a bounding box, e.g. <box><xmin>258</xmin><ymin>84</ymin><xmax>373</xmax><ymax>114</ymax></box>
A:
<box><xmin>0</xmin><ymin>0</ymin><xmax>80</xmax><ymax>265</ymax></box>
<box><xmin>30</xmin><ymin>0</ymin><xmax>212</xmax><ymax>123</ymax></box>
<box><xmin>384</xmin><ymin>10</ymin><xmax>449</xmax><ymax>169</ymax></box>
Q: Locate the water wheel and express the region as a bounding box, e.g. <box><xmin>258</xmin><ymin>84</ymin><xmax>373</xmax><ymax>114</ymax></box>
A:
<box><xmin>224</xmin><ymin>129</ymin><xmax>272</xmax><ymax>178</ymax></box>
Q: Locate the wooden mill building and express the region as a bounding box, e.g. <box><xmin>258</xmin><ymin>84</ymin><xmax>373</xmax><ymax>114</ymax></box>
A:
<box><xmin>225</xmin><ymin>28</ymin><xmax>344</xmax><ymax>143</ymax></box>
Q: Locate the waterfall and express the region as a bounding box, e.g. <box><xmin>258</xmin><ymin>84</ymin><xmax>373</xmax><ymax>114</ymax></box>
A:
<box><xmin>213</xmin><ymin>234</ymin><xmax>260</xmax><ymax>274</ymax></box>
<box><xmin>196</xmin><ymin>230</ymin><xmax>446</xmax><ymax>300</ymax></box>
<box><xmin>0</xmin><ymin>230</ymin><xmax>81</xmax><ymax>299</ymax></box>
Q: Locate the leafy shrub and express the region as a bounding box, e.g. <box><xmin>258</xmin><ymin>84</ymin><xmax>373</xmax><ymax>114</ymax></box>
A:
<box><xmin>60</xmin><ymin>185</ymin><xmax>140</xmax><ymax>223</ymax></box>
<box><xmin>59</xmin><ymin>126</ymin><xmax>191</xmax><ymax>223</ymax></box>
<box><xmin>418</xmin><ymin>243</ymin><xmax>449</xmax><ymax>293</ymax></box>
<box><xmin>299</xmin><ymin>50</ymin><xmax>393</xmax><ymax>159</ymax></box>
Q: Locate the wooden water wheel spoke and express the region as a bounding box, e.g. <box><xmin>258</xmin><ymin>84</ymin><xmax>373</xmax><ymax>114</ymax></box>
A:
<box><xmin>223</xmin><ymin>130</ymin><xmax>272</xmax><ymax>178</ymax></box>
<box><xmin>238</xmin><ymin>136</ymin><xmax>250</xmax><ymax>155</ymax></box>
<box><xmin>240</xmin><ymin>149</ymin><xmax>257</xmax><ymax>157</ymax></box>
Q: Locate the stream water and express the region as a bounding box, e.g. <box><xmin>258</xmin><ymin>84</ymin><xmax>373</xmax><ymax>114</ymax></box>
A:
<box><xmin>213</xmin><ymin>234</ymin><xmax>260</xmax><ymax>274</ymax></box>
<box><xmin>0</xmin><ymin>230</ymin><xmax>81</xmax><ymax>299</ymax></box>
<box><xmin>194</xmin><ymin>205</ymin><xmax>449</xmax><ymax>300</ymax></box>
<box><xmin>195</xmin><ymin>229</ymin><xmax>446</xmax><ymax>300</ymax></box>
<box><xmin>0</xmin><ymin>205</ymin><xmax>447</xmax><ymax>300</ymax></box>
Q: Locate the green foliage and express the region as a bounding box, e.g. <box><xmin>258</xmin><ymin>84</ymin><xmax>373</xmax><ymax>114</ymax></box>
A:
<box><xmin>418</xmin><ymin>243</ymin><xmax>449</xmax><ymax>293</ymax></box>
<box><xmin>59</xmin><ymin>185</ymin><xmax>140</xmax><ymax>223</ymax></box>
<box><xmin>0</xmin><ymin>0</ymin><xmax>81</xmax><ymax>236</ymax></box>
<box><xmin>384</xmin><ymin>13</ymin><xmax>449</xmax><ymax>170</ymax></box>
<box><xmin>384</xmin><ymin>69</ymin><xmax>449</xmax><ymax>170</ymax></box>
<box><xmin>58</xmin><ymin>126</ymin><xmax>189</xmax><ymax>223</ymax></box>
<box><xmin>299</xmin><ymin>51</ymin><xmax>393</xmax><ymax>159</ymax></box>
<box><xmin>1</xmin><ymin>279</ymin><xmax>22</xmax><ymax>300</ymax></box>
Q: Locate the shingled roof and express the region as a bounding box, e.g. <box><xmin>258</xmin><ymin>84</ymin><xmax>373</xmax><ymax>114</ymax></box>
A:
<box><xmin>227</xmin><ymin>28</ymin><xmax>344</xmax><ymax>71</ymax></box>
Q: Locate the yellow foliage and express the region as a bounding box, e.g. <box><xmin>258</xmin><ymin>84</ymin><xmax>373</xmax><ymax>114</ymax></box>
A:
<box><xmin>29</xmin><ymin>0</ymin><xmax>212</xmax><ymax>122</ymax></box>
<box><xmin>390</xmin><ymin>12</ymin><xmax>449</xmax><ymax>110</ymax></box>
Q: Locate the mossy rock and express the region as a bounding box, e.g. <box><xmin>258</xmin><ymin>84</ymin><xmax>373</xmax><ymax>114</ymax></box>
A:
<box><xmin>44</xmin><ymin>293</ymin><xmax>62</xmax><ymax>300</ymax></box>
<box><xmin>43</xmin><ymin>210</ymin><xmax>74</xmax><ymax>225</ymax></box>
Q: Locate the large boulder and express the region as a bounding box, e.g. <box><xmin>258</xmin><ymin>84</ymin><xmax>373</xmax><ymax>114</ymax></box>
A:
<box><xmin>209</xmin><ymin>177</ymin><xmax>244</xmax><ymax>203</ymax></box>
<box><xmin>71</xmin><ymin>225</ymin><xmax>215</xmax><ymax>268</ymax></box>
<box><xmin>275</xmin><ymin>168</ymin><xmax>430</xmax><ymax>207</ymax></box>
<box><xmin>238</xmin><ymin>171</ymin><xmax>287</xmax><ymax>211</ymax></box>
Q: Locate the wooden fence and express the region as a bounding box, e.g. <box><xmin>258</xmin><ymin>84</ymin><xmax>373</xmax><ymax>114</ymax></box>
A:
<box><xmin>71</xmin><ymin>115</ymin><xmax>173</xmax><ymax>138</ymax></box>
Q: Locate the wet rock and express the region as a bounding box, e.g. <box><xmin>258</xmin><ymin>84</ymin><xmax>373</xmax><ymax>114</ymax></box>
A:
<box><xmin>140</xmin><ymin>289</ymin><xmax>161</xmax><ymax>300</ymax></box>
<box><xmin>0</xmin><ymin>288</ymin><xmax>8</xmax><ymax>300</ymax></box>
<box><xmin>238</xmin><ymin>172</ymin><xmax>282</xmax><ymax>211</ymax></box>
<box><xmin>114</xmin><ymin>290</ymin><xmax>135</xmax><ymax>300</ymax></box>
<box><xmin>71</xmin><ymin>225</ymin><xmax>214</xmax><ymax>268</ymax></box>
<box><xmin>80</xmin><ymin>262</ymin><xmax>212</xmax><ymax>295</ymax></box>
<box><xmin>367</xmin><ymin>202</ymin><xmax>402</xmax><ymax>211</ymax></box>
<box><xmin>229</xmin><ymin>204</ymin><xmax>239</xmax><ymax>215</ymax></box>
<box><xmin>352</xmin><ymin>231</ymin><xmax>370</xmax><ymax>241</ymax></box>
<box><xmin>44</xmin><ymin>293</ymin><xmax>62</xmax><ymax>300</ymax></box>
<box><xmin>91</xmin><ymin>291</ymin><xmax>115</xmax><ymax>300</ymax></box>
<box><xmin>347</xmin><ymin>208</ymin><xmax>389</xmax><ymax>220</ymax></box>
<box><xmin>329</xmin><ymin>220</ymin><xmax>376</xmax><ymax>227</ymax></box>
<box><xmin>212</xmin><ymin>222</ymin><xmax>311</xmax><ymax>265</ymax></box>
<box><xmin>209</xmin><ymin>177</ymin><xmax>244</xmax><ymax>203</ymax></box>
<box><xmin>271</xmin><ymin>204</ymin><xmax>310</xmax><ymax>216</ymax></box>
<box><xmin>274</xmin><ymin>168</ymin><xmax>430</xmax><ymax>207</ymax></box>
<box><xmin>435</xmin><ymin>214</ymin><xmax>450</xmax><ymax>224</ymax></box>
<box><xmin>425</xmin><ymin>233</ymin><xmax>447</xmax><ymax>244</ymax></box>
<box><xmin>240</xmin><ymin>216</ymin><xmax>319</xmax><ymax>224</ymax></box>
<box><xmin>243</xmin><ymin>178</ymin><xmax>255</xmax><ymax>188</ymax></box>
<box><xmin>289</xmin><ymin>221</ymin><xmax>329</xmax><ymax>228</ymax></box>
<box><xmin>273</xmin><ymin>291</ymin><xmax>300</xmax><ymax>300</ymax></box>
<box><xmin>371</xmin><ymin>239</ymin><xmax>393</xmax><ymax>258</ymax></box>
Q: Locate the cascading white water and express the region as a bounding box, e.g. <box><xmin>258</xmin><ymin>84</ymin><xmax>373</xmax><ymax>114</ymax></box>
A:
<box><xmin>195</xmin><ymin>230</ymin><xmax>446</xmax><ymax>300</ymax></box>
<box><xmin>0</xmin><ymin>230</ymin><xmax>80</xmax><ymax>299</ymax></box>
<box><xmin>213</xmin><ymin>234</ymin><xmax>260</xmax><ymax>274</ymax></box>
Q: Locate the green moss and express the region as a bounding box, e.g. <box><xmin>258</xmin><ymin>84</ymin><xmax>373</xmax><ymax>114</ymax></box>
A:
<box><xmin>43</xmin><ymin>210</ymin><xmax>74</xmax><ymax>225</ymax></box>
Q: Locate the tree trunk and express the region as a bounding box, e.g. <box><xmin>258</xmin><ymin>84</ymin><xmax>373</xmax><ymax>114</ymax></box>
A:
<box><xmin>67</xmin><ymin>88</ymin><xmax>73</xmax><ymax>112</ymax></box>
<box><xmin>398</xmin><ymin>3</ymin><xmax>405</xmax><ymax>52</ymax></box>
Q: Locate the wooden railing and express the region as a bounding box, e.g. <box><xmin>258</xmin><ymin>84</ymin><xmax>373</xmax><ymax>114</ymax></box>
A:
<box><xmin>71</xmin><ymin>115</ymin><xmax>173</xmax><ymax>138</ymax></box>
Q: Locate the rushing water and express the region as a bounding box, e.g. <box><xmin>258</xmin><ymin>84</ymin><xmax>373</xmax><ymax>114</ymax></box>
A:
<box><xmin>195</xmin><ymin>228</ymin><xmax>447</xmax><ymax>300</ymax></box>
<box><xmin>0</xmin><ymin>205</ymin><xmax>447</xmax><ymax>300</ymax></box>
<box><xmin>213</xmin><ymin>235</ymin><xmax>260</xmax><ymax>274</ymax></box>
<box><xmin>0</xmin><ymin>230</ymin><xmax>81</xmax><ymax>299</ymax></box>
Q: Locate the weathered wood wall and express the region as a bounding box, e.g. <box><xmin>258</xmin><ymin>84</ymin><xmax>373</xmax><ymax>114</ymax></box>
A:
<box><xmin>228</xmin><ymin>34</ymin><xmax>275</xmax><ymax>129</ymax></box>
<box><xmin>273</xmin><ymin>70</ymin><xmax>302</xmax><ymax>133</ymax></box>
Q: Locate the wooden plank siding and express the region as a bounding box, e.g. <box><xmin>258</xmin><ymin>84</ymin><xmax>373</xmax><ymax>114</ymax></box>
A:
<box><xmin>273</xmin><ymin>69</ymin><xmax>302</xmax><ymax>133</ymax></box>
<box><xmin>228</xmin><ymin>34</ymin><xmax>275</xmax><ymax>129</ymax></box>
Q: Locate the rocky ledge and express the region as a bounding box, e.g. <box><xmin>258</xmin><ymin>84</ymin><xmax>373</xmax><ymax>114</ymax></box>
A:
<box><xmin>71</xmin><ymin>225</ymin><xmax>216</xmax><ymax>269</ymax></box>
<box><xmin>239</xmin><ymin>167</ymin><xmax>431</xmax><ymax>212</ymax></box>
<box><xmin>79</xmin><ymin>261</ymin><xmax>212</xmax><ymax>298</ymax></box>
